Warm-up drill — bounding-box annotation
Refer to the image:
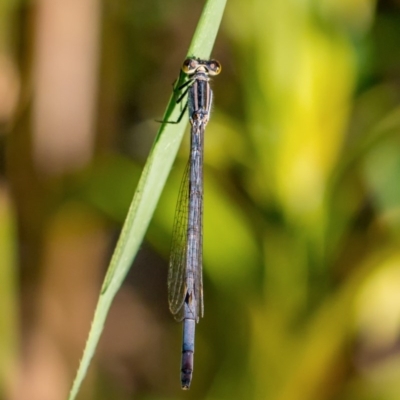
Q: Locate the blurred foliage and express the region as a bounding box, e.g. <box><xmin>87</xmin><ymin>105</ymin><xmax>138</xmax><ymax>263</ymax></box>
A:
<box><xmin>1</xmin><ymin>0</ymin><xmax>400</xmax><ymax>399</ymax></box>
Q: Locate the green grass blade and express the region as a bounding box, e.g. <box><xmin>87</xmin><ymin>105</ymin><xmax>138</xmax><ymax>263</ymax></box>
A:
<box><xmin>67</xmin><ymin>1</ymin><xmax>227</xmax><ymax>399</ymax></box>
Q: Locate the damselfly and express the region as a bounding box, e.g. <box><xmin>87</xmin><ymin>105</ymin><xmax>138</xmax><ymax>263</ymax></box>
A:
<box><xmin>167</xmin><ymin>58</ymin><xmax>221</xmax><ymax>389</ymax></box>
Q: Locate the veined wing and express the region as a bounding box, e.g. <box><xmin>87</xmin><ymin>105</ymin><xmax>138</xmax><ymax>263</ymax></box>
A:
<box><xmin>168</xmin><ymin>161</ymin><xmax>190</xmax><ymax>320</ymax></box>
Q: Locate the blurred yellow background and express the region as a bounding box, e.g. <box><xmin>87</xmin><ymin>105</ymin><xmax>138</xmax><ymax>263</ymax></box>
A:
<box><xmin>2</xmin><ymin>0</ymin><xmax>400</xmax><ymax>399</ymax></box>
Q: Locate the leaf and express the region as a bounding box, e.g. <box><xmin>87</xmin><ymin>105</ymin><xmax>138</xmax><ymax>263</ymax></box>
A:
<box><xmin>67</xmin><ymin>1</ymin><xmax>227</xmax><ymax>399</ymax></box>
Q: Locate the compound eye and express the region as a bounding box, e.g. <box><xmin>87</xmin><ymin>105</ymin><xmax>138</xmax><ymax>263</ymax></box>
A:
<box><xmin>182</xmin><ymin>58</ymin><xmax>198</xmax><ymax>74</ymax></box>
<box><xmin>207</xmin><ymin>60</ymin><xmax>222</xmax><ymax>76</ymax></box>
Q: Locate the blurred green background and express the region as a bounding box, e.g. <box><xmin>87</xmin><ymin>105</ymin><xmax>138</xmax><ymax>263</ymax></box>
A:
<box><xmin>1</xmin><ymin>0</ymin><xmax>400</xmax><ymax>399</ymax></box>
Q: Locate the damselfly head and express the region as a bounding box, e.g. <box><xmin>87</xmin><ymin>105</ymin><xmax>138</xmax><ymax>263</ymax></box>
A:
<box><xmin>181</xmin><ymin>58</ymin><xmax>222</xmax><ymax>76</ymax></box>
